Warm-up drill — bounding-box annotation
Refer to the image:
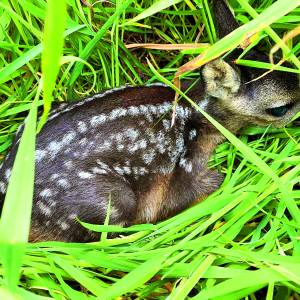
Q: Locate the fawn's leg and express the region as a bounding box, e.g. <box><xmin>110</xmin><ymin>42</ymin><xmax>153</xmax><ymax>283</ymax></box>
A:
<box><xmin>158</xmin><ymin>167</ymin><xmax>224</xmax><ymax>221</ymax></box>
<box><xmin>155</xmin><ymin>123</ymin><xmax>225</xmax><ymax>220</ymax></box>
<box><xmin>30</xmin><ymin>174</ymin><xmax>137</xmax><ymax>242</ymax></box>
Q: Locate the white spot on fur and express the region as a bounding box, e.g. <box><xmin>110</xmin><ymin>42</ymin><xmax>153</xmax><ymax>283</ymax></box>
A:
<box><xmin>78</xmin><ymin>171</ymin><xmax>94</xmax><ymax>179</ymax></box>
<box><xmin>47</xmin><ymin>132</ymin><xmax>76</xmax><ymax>157</ymax></box>
<box><xmin>90</xmin><ymin>114</ymin><xmax>107</xmax><ymax>126</ymax></box>
<box><xmin>176</xmin><ymin>106</ymin><xmax>191</xmax><ymax>120</ymax></box>
<box><xmin>123</xmin><ymin>166</ymin><xmax>131</xmax><ymax>175</ymax></box>
<box><xmin>198</xmin><ymin>97</ymin><xmax>209</xmax><ymax>110</ymax></box>
<box><xmin>48</xmin><ymin>141</ymin><xmax>60</xmax><ymax>153</ymax></box>
<box><xmin>139</xmin><ymin>140</ymin><xmax>147</xmax><ymax>149</ymax></box>
<box><xmin>68</xmin><ymin>213</ymin><xmax>78</xmax><ymax>220</ymax></box>
<box><xmin>125</xmin><ymin>128</ymin><xmax>139</xmax><ymax>141</ymax></box>
<box><xmin>129</xmin><ymin>139</ymin><xmax>147</xmax><ymax>154</ymax></box>
<box><xmin>159</xmin><ymin>164</ymin><xmax>175</xmax><ymax>175</ymax></box>
<box><xmin>157</xmin><ymin>103</ymin><xmax>171</xmax><ymax>114</ymax></box>
<box><xmin>179</xmin><ymin>158</ymin><xmax>193</xmax><ymax>173</ymax></box>
<box><xmin>37</xmin><ymin>201</ymin><xmax>52</xmax><ymax>216</ymax></box>
<box><xmin>109</xmin><ymin>108</ymin><xmax>127</xmax><ymax>120</ymax></box>
<box><xmin>36</xmin><ymin>149</ymin><xmax>47</xmax><ymax>162</ymax></box>
<box><xmin>57</xmin><ymin>178</ymin><xmax>71</xmax><ymax>188</ymax></box>
<box><xmin>40</xmin><ymin>188</ymin><xmax>53</xmax><ymax>198</ymax></box>
<box><xmin>170</xmin><ymin>133</ymin><xmax>185</xmax><ymax>163</ymax></box>
<box><xmin>115</xmin><ymin>133</ymin><xmax>123</xmax><ymax>143</ymax></box>
<box><xmin>96</xmin><ymin>160</ymin><xmax>110</xmax><ymax>171</ymax></box>
<box><xmin>50</xmin><ymin>173</ymin><xmax>60</xmax><ymax>180</ymax></box>
<box><xmin>117</xmin><ymin>143</ymin><xmax>125</xmax><ymax>151</ymax></box>
<box><xmin>155</xmin><ymin>131</ymin><xmax>167</xmax><ymax>154</ymax></box>
<box><xmin>103</xmin><ymin>141</ymin><xmax>111</xmax><ymax>148</ymax></box>
<box><xmin>96</xmin><ymin>140</ymin><xmax>111</xmax><ymax>152</ymax></box>
<box><xmin>148</xmin><ymin>105</ymin><xmax>158</xmax><ymax>114</ymax></box>
<box><xmin>64</xmin><ymin>161</ymin><xmax>73</xmax><ymax>170</ymax></box>
<box><xmin>59</xmin><ymin>221</ymin><xmax>70</xmax><ymax>230</ymax></box>
<box><xmin>78</xmin><ymin>121</ymin><xmax>88</xmax><ymax>133</ymax></box>
<box><xmin>0</xmin><ymin>181</ymin><xmax>6</xmax><ymax>193</ymax></box>
<box><xmin>114</xmin><ymin>166</ymin><xmax>124</xmax><ymax>175</ymax></box>
<box><xmin>92</xmin><ymin>167</ymin><xmax>107</xmax><ymax>175</ymax></box>
<box><xmin>162</xmin><ymin>119</ymin><xmax>170</xmax><ymax>130</ymax></box>
<box><xmin>64</xmin><ymin>132</ymin><xmax>76</xmax><ymax>142</ymax></box>
<box><xmin>139</xmin><ymin>105</ymin><xmax>153</xmax><ymax>122</ymax></box>
<box><xmin>139</xmin><ymin>105</ymin><xmax>149</xmax><ymax>114</ymax></box>
<box><xmin>132</xmin><ymin>166</ymin><xmax>148</xmax><ymax>176</ymax></box>
<box><xmin>189</xmin><ymin>129</ymin><xmax>197</xmax><ymax>140</ymax></box>
<box><xmin>5</xmin><ymin>169</ymin><xmax>11</xmax><ymax>180</ymax></box>
<box><xmin>128</xmin><ymin>106</ymin><xmax>139</xmax><ymax>116</ymax></box>
<box><xmin>142</xmin><ymin>149</ymin><xmax>156</xmax><ymax>165</ymax></box>
<box><xmin>79</xmin><ymin>137</ymin><xmax>88</xmax><ymax>146</ymax></box>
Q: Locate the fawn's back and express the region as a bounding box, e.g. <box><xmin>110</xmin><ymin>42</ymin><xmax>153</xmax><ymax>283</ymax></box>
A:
<box><xmin>0</xmin><ymin>84</ymin><xmax>211</xmax><ymax>241</ymax></box>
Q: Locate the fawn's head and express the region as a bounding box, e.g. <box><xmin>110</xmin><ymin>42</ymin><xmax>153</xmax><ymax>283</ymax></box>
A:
<box><xmin>201</xmin><ymin>0</ymin><xmax>300</xmax><ymax>128</ymax></box>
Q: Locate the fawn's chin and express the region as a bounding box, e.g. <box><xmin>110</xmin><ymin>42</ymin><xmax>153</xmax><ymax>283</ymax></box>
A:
<box><xmin>250</xmin><ymin>116</ymin><xmax>290</xmax><ymax>128</ymax></box>
<box><xmin>271</xmin><ymin>118</ymin><xmax>295</xmax><ymax>128</ymax></box>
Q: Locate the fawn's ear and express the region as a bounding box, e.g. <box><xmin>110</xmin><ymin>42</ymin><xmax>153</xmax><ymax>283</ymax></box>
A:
<box><xmin>202</xmin><ymin>59</ymin><xmax>240</xmax><ymax>99</ymax></box>
<box><xmin>213</xmin><ymin>0</ymin><xmax>239</xmax><ymax>38</ymax></box>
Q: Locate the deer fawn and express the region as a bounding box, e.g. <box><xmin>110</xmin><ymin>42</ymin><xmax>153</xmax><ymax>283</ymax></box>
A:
<box><xmin>0</xmin><ymin>0</ymin><xmax>299</xmax><ymax>242</ymax></box>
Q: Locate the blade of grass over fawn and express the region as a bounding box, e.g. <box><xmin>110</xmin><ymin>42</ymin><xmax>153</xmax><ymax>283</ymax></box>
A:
<box><xmin>37</xmin><ymin>0</ymin><xmax>67</xmax><ymax>131</ymax></box>
<box><xmin>0</xmin><ymin>93</ymin><xmax>38</xmax><ymax>289</ymax></box>
<box><xmin>0</xmin><ymin>0</ymin><xmax>66</xmax><ymax>292</ymax></box>
<box><xmin>237</xmin><ymin>0</ymin><xmax>300</xmax><ymax>70</ymax></box>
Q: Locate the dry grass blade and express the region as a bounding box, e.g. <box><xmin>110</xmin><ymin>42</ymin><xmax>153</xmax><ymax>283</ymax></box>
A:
<box><xmin>126</xmin><ymin>43</ymin><xmax>210</xmax><ymax>50</ymax></box>
<box><xmin>269</xmin><ymin>24</ymin><xmax>300</xmax><ymax>64</ymax></box>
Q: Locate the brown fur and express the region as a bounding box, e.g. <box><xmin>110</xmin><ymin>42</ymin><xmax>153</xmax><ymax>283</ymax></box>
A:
<box><xmin>135</xmin><ymin>174</ymin><xmax>172</xmax><ymax>223</ymax></box>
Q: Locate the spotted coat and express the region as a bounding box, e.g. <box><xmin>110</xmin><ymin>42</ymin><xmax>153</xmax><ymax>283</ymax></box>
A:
<box><xmin>0</xmin><ymin>83</ymin><xmax>224</xmax><ymax>242</ymax></box>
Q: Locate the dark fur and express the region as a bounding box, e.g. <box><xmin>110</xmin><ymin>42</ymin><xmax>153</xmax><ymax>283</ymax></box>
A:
<box><xmin>0</xmin><ymin>0</ymin><xmax>299</xmax><ymax>242</ymax></box>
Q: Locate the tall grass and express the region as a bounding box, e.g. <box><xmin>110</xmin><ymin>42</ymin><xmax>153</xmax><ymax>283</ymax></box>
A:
<box><xmin>0</xmin><ymin>0</ymin><xmax>300</xmax><ymax>299</ymax></box>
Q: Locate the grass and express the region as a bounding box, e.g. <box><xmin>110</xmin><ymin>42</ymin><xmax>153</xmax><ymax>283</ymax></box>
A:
<box><xmin>0</xmin><ymin>0</ymin><xmax>300</xmax><ymax>299</ymax></box>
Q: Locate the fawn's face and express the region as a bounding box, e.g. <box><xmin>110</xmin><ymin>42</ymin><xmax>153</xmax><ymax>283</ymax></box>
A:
<box><xmin>202</xmin><ymin>56</ymin><xmax>300</xmax><ymax>128</ymax></box>
<box><xmin>239</xmin><ymin>66</ymin><xmax>300</xmax><ymax>127</ymax></box>
<box><xmin>202</xmin><ymin>0</ymin><xmax>300</xmax><ymax>128</ymax></box>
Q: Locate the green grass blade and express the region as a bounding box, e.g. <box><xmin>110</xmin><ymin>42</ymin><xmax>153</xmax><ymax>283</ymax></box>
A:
<box><xmin>0</xmin><ymin>95</ymin><xmax>38</xmax><ymax>289</ymax></box>
<box><xmin>37</xmin><ymin>0</ymin><xmax>67</xmax><ymax>132</ymax></box>
<box><xmin>168</xmin><ymin>255</ymin><xmax>216</xmax><ymax>300</ymax></box>
<box><xmin>177</xmin><ymin>0</ymin><xmax>300</xmax><ymax>75</ymax></box>
<box><xmin>68</xmin><ymin>0</ymin><xmax>134</xmax><ymax>87</ymax></box>
<box><xmin>125</xmin><ymin>0</ymin><xmax>183</xmax><ymax>25</ymax></box>
<box><xmin>0</xmin><ymin>25</ymin><xmax>84</xmax><ymax>86</ymax></box>
<box><xmin>97</xmin><ymin>254</ymin><xmax>168</xmax><ymax>300</ymax></box>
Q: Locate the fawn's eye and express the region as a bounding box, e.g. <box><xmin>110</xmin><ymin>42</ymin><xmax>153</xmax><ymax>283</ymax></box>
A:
<box><xmin>266</xmin><ymin>103</ymin><xmax>293</xmax><ymax>117</ymax></box>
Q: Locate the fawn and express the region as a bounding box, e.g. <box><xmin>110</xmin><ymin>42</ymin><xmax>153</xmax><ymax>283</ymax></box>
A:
<box><xmin>0</xmin><ymin>0</ymin><xmax>299</xmax><ymax>242</ymax></box>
